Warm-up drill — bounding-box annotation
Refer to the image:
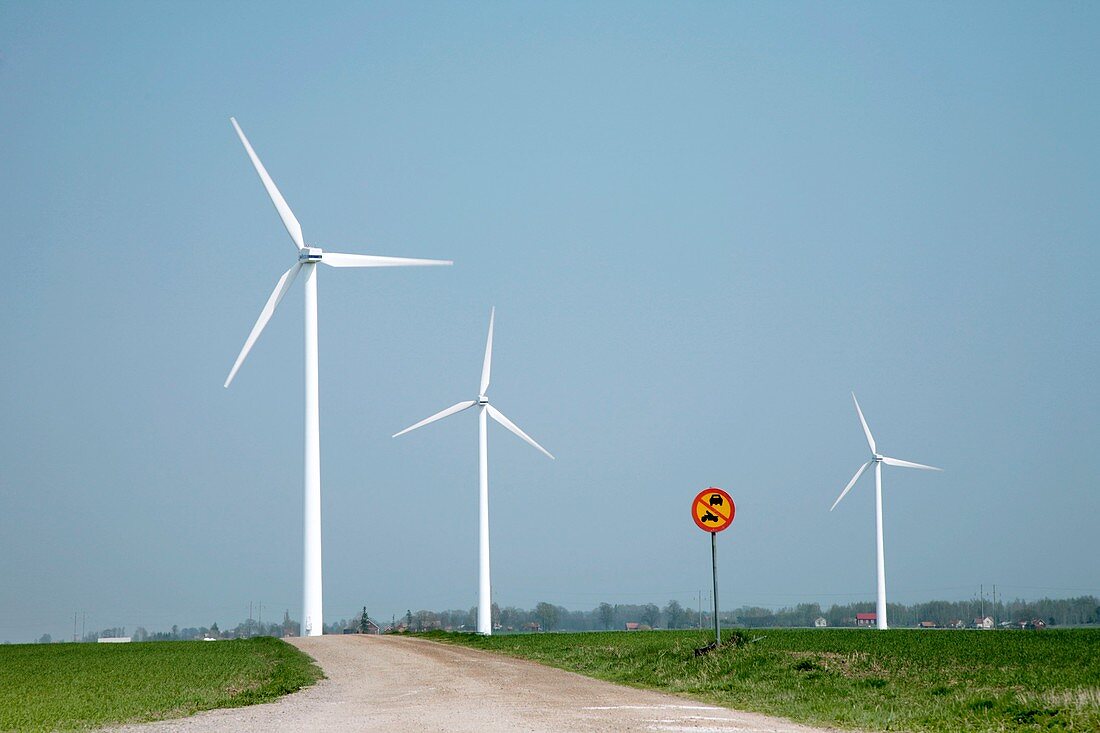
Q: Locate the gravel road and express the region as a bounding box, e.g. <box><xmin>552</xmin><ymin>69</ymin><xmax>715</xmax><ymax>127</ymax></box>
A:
<box><xmin>108</xmin><ymin>635</ymin><xmax>839</xmax><ymax>732</ymax></box>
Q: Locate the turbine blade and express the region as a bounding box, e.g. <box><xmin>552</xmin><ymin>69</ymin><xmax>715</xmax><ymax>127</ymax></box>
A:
<box><xmin>321</xmin><ymin>252</ymin><xmax>453</xmax><ymax>268</ymax></box>
<box><xmin>852</xmin><ymin>392</ymin><xmax>877</xmax><ymax>454</ymax></box>
<box><xmin>881</xmin><ymin>456</ymin><xmax>943</xmax><ymax>471</ymax></box>
<box><xmin>486</xmin><ymin>405</ymin><xmax>554</xmax><ymax>459</ymax></box>
<box><xmin>224</xmin><ymin>263</ymin><xmax>303</xmax><ymax>388</ymax></box>
<box><xmin>480</xmin><ymin>307</ymin><xmax>495</xmax><ymax>395</ymax></box>
<box><xmin>392</xmin><ymin>400</ymin><xmax>477</xmax><ymax>438</ymax></box>
<box><xmin>230</xmin><ymin>118</ymin><xmax>304</xmax><ymax>251</ymax></box>
<box><xmin>830</xmin><ymin>460</ymin><xmax>872</xmax><ymax>511</ymax></box>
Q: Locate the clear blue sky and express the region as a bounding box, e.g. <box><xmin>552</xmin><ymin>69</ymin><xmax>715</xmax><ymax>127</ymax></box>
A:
<box><xmin>1</xmin><ymin>1</ymin><xmax>1097</xmax><ymax>641</ymax></box>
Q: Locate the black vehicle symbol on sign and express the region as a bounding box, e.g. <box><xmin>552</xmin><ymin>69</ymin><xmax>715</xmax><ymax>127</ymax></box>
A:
<box><xmin>701</xmin><ymin>511</ymin><xmax>720</xmax><ymax>523</ymax></box>
<box><xmin>709</xmin><ymin>494</ymin><xmax>724</xmax><ymax>507</ymax></box>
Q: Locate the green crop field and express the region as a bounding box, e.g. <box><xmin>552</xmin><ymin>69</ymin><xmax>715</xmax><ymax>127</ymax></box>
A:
<box><xmin>422</xmin><ymin>628</ymin><xmax>1100</xmax><ymax>732</ymax></box>
<box><xmin>0</xmin><ymin>637</ymin><xmax>322</xmax><ymax>732</ymax></box>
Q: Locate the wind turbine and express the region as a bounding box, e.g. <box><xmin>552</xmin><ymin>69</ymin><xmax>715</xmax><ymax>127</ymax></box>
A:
<box><xmin>830</xmin><ymin>393</ymin><xmax>942</xmax><ymax>629</ymax></box>
<box><xmin>393</xmin><ymin>308</ymin><xmax>553</xmax><ymax>635</ymax></box>
<box><xmin>223</xmin><ymin>117</ymin><xmax>451</xmax><ymax>636</ymax></box>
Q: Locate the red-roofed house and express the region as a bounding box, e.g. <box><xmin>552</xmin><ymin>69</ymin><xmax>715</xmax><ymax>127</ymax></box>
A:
<box><xmin>856</xmin><ymin>613</ymin><xmax>877</xmax><ymax>627</ymax></box>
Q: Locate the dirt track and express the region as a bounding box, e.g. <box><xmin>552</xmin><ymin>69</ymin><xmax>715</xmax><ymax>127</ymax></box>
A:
<box><xmin>109</xmin><ymin>635</ymin><xmax>837</xmax><ymax>732</ymax></box>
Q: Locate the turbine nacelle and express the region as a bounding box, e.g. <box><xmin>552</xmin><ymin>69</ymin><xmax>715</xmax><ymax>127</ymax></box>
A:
<box><xmin>392</xmin><ymin>307</ymin><xmax>554</xmax><ymax>462</ymax></box>
<box><xmin>222</xmin><ymin>118</ymin><xmax>451</xmax><ymax>390</ymax></box>
<box><xmin>298</xmin><ymin>247</ymin><xmax>323</xmax><ymax>263</ymax></box>
<box><xmin>829</xmin><ymin>392</ymin><xmax>942</xmax><ymax>513</ymax></box>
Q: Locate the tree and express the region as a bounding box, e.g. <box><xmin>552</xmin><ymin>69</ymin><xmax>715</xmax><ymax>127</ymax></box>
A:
<box><xmin>171</xmin><ymin>624</ymin><xmax>179</xmax><ymax>640</ymax></box>
<box><xmin>358</xmin><ymin>607</ymin><xmax>370</xmax><ymax>634</ymax></box>
<box><xmin>534</xmin><ymin>602</ymin><xmax>560</xmax><ymax>631</ymax></box>
<box><xmin>37</xmin><ymin>633</ymin><xmax>52</xmax><ymax>644</ymax></box>
<box><xmin>282</xmin><ymin>610</ymin><xmax>298</xmax><ymax>638</ymax></box>
<box><xmin>640</xmin><ymin>603</ymin><xmax>660</xmax><ymax>628</ymax></box>
<box><xmin>209</xmin><ymin>622</ymin><xmax>220</xmax><ymax>638</ymax></box>
<box><xmin>663</xmin><ymin>600</ymin><xmax>686</xmax><ymax>629</ymax></box>
<box><xmin>405</xmin><ymin>610</ymin><xmax>413</xmax><ymax>630</ymax></box>
<box><xmin>597</xmin><ymin>602</ymin><xmax>614</xmax><ymax>630</ymax></box>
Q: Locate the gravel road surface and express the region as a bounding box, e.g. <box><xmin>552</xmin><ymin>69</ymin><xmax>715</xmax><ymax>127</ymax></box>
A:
<box><xmin>109</xmin><ymin>635</ymin><xmax>839</xmax><ymax>732</ymax></box>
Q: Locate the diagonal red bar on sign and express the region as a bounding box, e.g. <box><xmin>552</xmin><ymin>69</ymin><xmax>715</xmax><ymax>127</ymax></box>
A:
<box><xmin>696</xmin><ymin>497</ymin><xmax>730</xmax><ymax>524</ymax></box>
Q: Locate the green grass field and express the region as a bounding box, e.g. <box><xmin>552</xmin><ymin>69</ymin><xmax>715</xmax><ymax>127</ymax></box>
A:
<box><xmin>422</xmin><ymin>628</ymin><xmax>1100</xmax><ymax>732</ymax></box>
<box><xmin>0</xmin><ymin>637</ymin><xmax>322</xmax><ymax>732</ymax></box>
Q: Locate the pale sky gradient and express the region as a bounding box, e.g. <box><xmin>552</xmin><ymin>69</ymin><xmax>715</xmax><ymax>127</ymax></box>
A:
<box><xmin>2</xmin><ymin>1</ymin><xmax>1098</xmax><ymax>642</ymax></box>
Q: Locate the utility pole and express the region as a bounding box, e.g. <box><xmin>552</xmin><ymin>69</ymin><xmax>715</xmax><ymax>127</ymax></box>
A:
<box><xmin>992</xmin><ymin>585</ymin><xmax>997</xmax><ymax>627</ymax></box>
<box><xmin>249</xmin><ymin>602</ymin><xmax>253</xmax><ymax>637</ymax></box>
<box><xmin>698</xmin><ymin>590</ymin><xmax>702</xmax><ymax>629</ymax></box>
<box><xmin>81</xmin><ymin>610</ymin><xmax>85</xmax><ymax>641</ymax></box>
<box><xmin>981</xmin><ymin>584</ymin><xmax>985</xmax><ymax>621</ymax></box>
<box><xmin>258</xmin><ymin>601</ymin><xmax>262</xmax><ymax>629</ymax></box>
<box><xmin>74</xmin><ymin>611</ymin><xmax>78</xmax><ymax>643</ymax></box>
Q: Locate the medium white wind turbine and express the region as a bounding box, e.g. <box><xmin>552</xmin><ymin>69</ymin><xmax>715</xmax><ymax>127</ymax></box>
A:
<box><xmin>831</xmin><ymin>392</ymin><xmax>942</xmax><ymax>630</ymax></box>
<box><xmin>223</xmin><ymin>117</ymin><xmax>451</xmax><ymax>636</ymax></box>
<box><xmin>393</xmin><ymin>308</ymin><xmax>553</xmax><ymax>635</ymax></box>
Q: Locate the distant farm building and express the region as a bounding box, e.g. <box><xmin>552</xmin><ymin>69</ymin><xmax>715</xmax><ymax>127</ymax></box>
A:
<box><xmin>524</xmin><ymin>622</ymin><xmax>541</xmax><ymax>632</ymax></box>
<box><xmin>814</xmin><ymin>617</ymin><xmax>827</xmax><ymax>628</ymax></box>
<box><xmin>856</xmin><ymin>613</ymin><xmax>876</xmax><ymax>627</ymax></box>
<box><xmin>97</xmin><ymin>637</ymin><xmax>131</xmax><ymax>643</ymax></box>
<box><xmin>974</xmin><ymin>616</ymin><xmax>994</xmax><ymax>629</ymax></box>
<box><xmin>625</xmin><ymin>622</ymin><xmax>641</xmax><ymax>631</ymax></box>
<box><xmin>918</xmin><ymin>621</ymin><xmax>937</xmax><ymax>629</ymax></box>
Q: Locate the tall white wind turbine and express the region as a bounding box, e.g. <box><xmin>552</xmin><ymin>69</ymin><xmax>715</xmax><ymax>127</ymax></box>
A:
<box><xmin>223</xmin><ymin>117</ymin><xmax>451</xmax><ymax>636</ymax></box>
<box><xmin>393</xmin><ymin>308</ymin><xmax>553</xmax><ymax>635</ymax></box>
<box><xmin>831</xmin><ymin>392</ymin><xmax>942</xmax><ymax>630</ymax></box>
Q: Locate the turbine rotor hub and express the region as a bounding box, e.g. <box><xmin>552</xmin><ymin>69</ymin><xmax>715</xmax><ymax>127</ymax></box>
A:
<box><xmin>477</xmin><ymin>394</ymin><xmax>489</xmax><ymax>405</ymax></box>
<box><xmin>873</xmin><ymin>453</ymin><xmax>883</xmax><ymax>462</ymax></box>
<box><xmin>299</xmin><ymin>247</ymin><xmax>323</xmax><ymax>263</ymax></box>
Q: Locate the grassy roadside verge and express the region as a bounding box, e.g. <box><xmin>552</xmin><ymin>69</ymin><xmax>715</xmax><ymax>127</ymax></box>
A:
<box><xmin>419</xmin><ymin>627</ymin><xmax>1100</xmax><ymax>732</ymax></box>
<box><xmin>0</xmin><ymin>637</ymin><xmax>322</xmax><ymax>732</ymax></box>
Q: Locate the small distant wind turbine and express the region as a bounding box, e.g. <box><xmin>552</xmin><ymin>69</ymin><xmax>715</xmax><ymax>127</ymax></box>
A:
<box><xmin>393</xmin><ymin>308</ymin><xmax>553</xmax><ymax>635</ymax></box>
<box><xmin>831</xmin><ymin>392</ymin><xmax>942</xmax><ymax>630</ymax></box>
<box><xmin>223</xmin><ymin>117</ymin><xmax>451</xmax><ymax>636</ymax></box>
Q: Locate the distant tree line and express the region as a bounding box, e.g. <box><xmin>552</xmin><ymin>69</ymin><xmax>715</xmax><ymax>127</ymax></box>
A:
<box><xmin>391</xmin><ymin>595</ymin><xmax>1100</xmax><ymax>633</ymax></box>
<box><xmin>729</xmin><ymin>596</ymin><xmax>1100</xmax><ymax>629</ymax></box>
<box><xmin>25</xmin><ymin>595</ymin><xmax>1099</xmax><ymax>643</ymax></box>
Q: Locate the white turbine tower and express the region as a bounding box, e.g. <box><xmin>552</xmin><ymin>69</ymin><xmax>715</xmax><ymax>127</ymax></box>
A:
<box><xmin>223</xmin><ymin>117</ymin><xmax>451</xmax><ymax>636</ymax></box>
<box><xmin>393</xmin><ymin>308</ymin><xmax>553</xmax><ymax>635</ymax></box>
<box><xmin>831</xmin><ymin>392</ymin><xmax>942</xmax><ymax>630</ymax></box>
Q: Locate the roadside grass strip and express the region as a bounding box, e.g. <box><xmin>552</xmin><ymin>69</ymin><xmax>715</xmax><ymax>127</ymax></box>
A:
<box><xmin>420</xmin><ymin>628</ymin><xmax>1100</xmax><ymax>732</ymax></box>
<box><xmin>0</xmin><ymin>637</ymin><xmax>322</xmax><ymax>732</ymax></box>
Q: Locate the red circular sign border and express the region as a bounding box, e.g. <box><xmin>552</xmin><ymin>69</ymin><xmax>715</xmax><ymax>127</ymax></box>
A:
<box><xmin>692</xmin><ymin>487</ymin><xmax>735</xmax><ymax>533</ymax></box>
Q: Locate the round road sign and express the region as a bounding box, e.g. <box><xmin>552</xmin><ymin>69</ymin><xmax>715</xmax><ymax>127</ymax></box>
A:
<box><xmin>692</xmin><ymin>487</ymin><xmax>735</xmax><ymax>532</ymax></box>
